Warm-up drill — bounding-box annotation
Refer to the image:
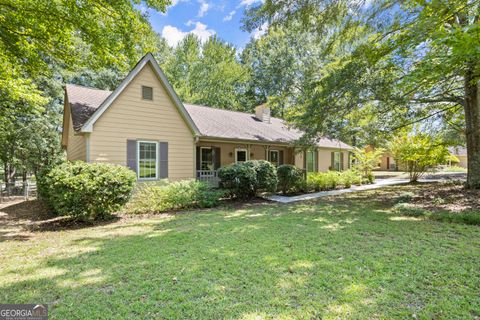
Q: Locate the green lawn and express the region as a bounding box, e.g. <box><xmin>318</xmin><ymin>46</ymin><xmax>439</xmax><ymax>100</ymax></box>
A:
<box><xmin>1</xmin><ymin>185</ymin><xmax>479</xmax><ymax>319</ymax></box>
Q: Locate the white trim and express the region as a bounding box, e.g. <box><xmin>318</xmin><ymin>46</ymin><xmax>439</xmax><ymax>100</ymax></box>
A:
<box><xmin>80</xmin><ymin>53</ymin><xmax>200</xmax><ymax>135</ymax></box>
<box><xmin>85</xmin><ymin>133</ymin><xmax>90</xmax><ymax>163</ymax></box>
<box><xmin>235</xmin><ymin>148</ymin><xmax>248</xmax><ymax>163</ymax></box>
<box><xmin>269</xmin><ymin>149</ymin><xmax>279</xmax><ymax>166</ymax></box>
<box><xmin>137</xmin><ymin>140</ymin><xmax>158</xmax><ymax>180</ymax></box>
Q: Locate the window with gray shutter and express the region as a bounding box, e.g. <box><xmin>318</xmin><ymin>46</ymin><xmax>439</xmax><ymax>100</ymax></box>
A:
<box><xmin>142</xmin><ymin>86</ymin><xmax>153</xmax><ymax>100</ymax></box>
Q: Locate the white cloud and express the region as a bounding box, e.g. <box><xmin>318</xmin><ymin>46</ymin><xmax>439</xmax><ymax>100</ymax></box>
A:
<box><xmin>162</xmin><ymin>22</ymin><xmax>216</xmax><ymax>47</ymax></box>
<box><xmin>162</xmin><ymin>25</ymin><xmax>188</xmax><ymax>47</ymax></box>
<box><xmin>238</xmin><ymin>0</ymin><xmax>263</xmax><ymax>7</ymax></box>
<box><xmin>198</xmin><ymin>0</ymin><xmax>210</xmax><ymax>17</ymax></box>
<box><xmin>190</xmin><ymin>21</ymin><xmax>216</xmax><ymax>42</ymax></box>
<box><xmin>251</xmin><ymin>21</ymin><xmax>268</xmax><ymax>39</ymax></box>
<box><xmin>223</xmin><ymin>10</ymin><xmax>236</xmax><ymax>21</ymax></box>
<box><xmin>185</xmin><ymin>19</ymin><xmax>195</xmax><ymax>26</ymax></box>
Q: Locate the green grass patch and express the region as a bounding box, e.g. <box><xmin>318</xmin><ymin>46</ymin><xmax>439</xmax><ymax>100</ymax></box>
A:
<box><xmin>1</xmin><ymin>189</ymin><xmax>479</xmax><ymax>319</ymax></box>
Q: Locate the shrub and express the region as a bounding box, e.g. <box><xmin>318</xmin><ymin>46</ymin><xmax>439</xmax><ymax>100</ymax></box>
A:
<box><xmin>126</xmin><ymin>180</ymin><xmax>225</xmax><ymax>214</ymax></box>
<box><xmin>277</xmin><ymin>165</ymin><xmax>304</xmax><ymax>194</ymax></box>
<box><xmin>37</xmin><ymin>161</ymin><xmax>136</xmax><ymax>220</ymax></box>
<box><xmin>340</xmin><ymin>169</ymin><xmax>363</xmax><ymax>188</ymax></box>
<box><xmin>217</xmin><ymin>163</ymin><xmax>257</xmax><ymax>198</ymax></box>
<box><xmin>307</xmin><ymin>170</ymin><xmax>362</xmax><ymax>191</ymax></box>
<box><xmin>218</xmin><ymin>160</ymin><xmax>278</xmax><ymax>198</ymax></box>
<box><xmin>245</xmin><ymin>160</ymin><xmax>278</xmax><ymax>193</ymax></box>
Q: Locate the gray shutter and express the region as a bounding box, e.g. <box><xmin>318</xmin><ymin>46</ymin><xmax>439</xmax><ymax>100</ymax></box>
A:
<box><xmin>340</xmin><ymin>152</ymin><xmax>345</xmax><ymax>171</ymax></box>
<box><xmin>331</xmin><ymin>152</ymin><xmax>335</xmax><ymax>171</ymax></box>
<box><xmin>314</xmin><ymin>149</ymin><xmax>319</xmax><ymax>172</ymax></box>
<box><xmin>347</xmin><ymin>152</ymin><xmax>351</xmax><ymax>169</ymax></box>
<box><xmin>279</xmin><ymin>150</ymin><xmax>284</xmax><ymax>165</ymax></box>
<box><xmin>127</xmin><ymin>140</ymin><xmax>137</xmax><ymax>174</ymax></box>
<box><xmin>213</xmin><ymin>147</ymin><xmax>221</xmax><ymax>170</ymax></box>
<box><xmin>159</xmin><ymin>142</ymin><xmax>168</xmax><ymax>179</ymax></box>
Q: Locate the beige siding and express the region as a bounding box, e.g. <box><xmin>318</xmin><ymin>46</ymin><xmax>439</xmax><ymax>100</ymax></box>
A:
<box><xmin>65</xmin><ymin>104</ymin><xmax>86</xmax><ymax>161</ymax></box>
<box><xmin>457</xmin><ymin>155</ymin><xmax>468</xmax><ymax>168</ymax></box>
<box><xmin>318</xmin><ymin>149</ymin><xmax>350</xmax><ymax>172</ymax></box>
<box><xmin>196</xmin><ymin>141</ymin><xmax>293</xmax><ymax>167</ymax></box>
<box><xmin>89</xmin><ymin>63</ymin><xmax>195</xmax><ymax>180</ymax></box>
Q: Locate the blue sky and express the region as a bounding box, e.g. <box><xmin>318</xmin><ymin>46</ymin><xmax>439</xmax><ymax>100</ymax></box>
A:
<box><xmin>144</xmin><ymin>0</ymin><xmax>266</xmax><ymax>50</ymax></box>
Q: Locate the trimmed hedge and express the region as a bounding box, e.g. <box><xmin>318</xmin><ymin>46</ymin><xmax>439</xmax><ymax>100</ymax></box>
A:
<box><xmin>125</xmin><ymin>180</ymin><xmax>225</xmax><ymax>214</ymax></box>
<box><xmin>218</xmin><ymin>160</ymin><xmax>278</xmax><ymax>198</ymax></box>
<box><xmin>306</xmin><ymin>170</ymin><xmax>364</xmax><ymax>192</ymax></box>
<box><xmin>37</xmin><ymin>162</ymin><xmax>136</xmax><ymax>220</ymax></box>
<box><xmin>277</xmin><ymin>165</ymin><xmax>305</xmax><ymax>195</ymax></box>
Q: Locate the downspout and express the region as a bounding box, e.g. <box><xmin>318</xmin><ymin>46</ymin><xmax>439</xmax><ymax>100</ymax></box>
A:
<box><xmin>85</xmin><ymin>133</ymin><xmax>91</xmax><ymax>163</ymax></box>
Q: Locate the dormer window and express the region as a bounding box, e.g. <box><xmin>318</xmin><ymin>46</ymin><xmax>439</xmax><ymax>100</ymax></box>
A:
<box><xmin>142</xmin><ymin>86</ymin><xmax>153</xmax><ymax>100</ymax></box>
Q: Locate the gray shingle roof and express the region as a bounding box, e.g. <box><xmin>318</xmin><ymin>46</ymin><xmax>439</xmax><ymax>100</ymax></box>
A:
<box><xmin>184</xmin><ymin>104</ymin><xmax>352</xmax><ymax>149</ymax></box>
<box><xmin>65</xmin><ymin>84</ymin><xmax>352</xmax><ymax>149</ymax></box>
<box><xmin>65</xmin><ymin>84</ymin><xmax>112</xmax><ymax>131</ymax></box>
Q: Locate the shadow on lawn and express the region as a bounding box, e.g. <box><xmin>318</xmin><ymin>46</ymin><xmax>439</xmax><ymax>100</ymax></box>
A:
<box><xmin>0</xmin><ymin>200</ymin><xmax>121</xmax><ymax>242</ymax></box>
<box><xmin>1</xmin><ymin>200</ymin><xmax>479</xmax><ymax>319</ymax></box>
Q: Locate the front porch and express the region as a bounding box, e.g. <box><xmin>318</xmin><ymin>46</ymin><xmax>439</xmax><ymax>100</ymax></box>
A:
<box><xmin>195</xmin><ymin>141</ymin><xmax>296</xmax><ymax>187</ymax></box>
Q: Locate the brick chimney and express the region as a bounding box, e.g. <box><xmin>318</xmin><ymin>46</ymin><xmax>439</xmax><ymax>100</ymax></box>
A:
<box><xmin>255</xmin><ymin>104</ymin><xmax>271</xmax><ymax>123</ymax></box>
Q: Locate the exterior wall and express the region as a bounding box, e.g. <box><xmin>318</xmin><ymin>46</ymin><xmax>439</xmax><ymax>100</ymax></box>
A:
<box><xmin>196</xmin><ymin>141</ymin><xmax>293</xmax><ymax>167</ymax></box>
<box><xmin>457</xmin><ymin>155</ymin><xmax>468</xmax><ymax>168</ymax></box>
<box><xmin>379</xmin><ymin>152</ymin><xmax>395</xmax><ymax>171</ymax></box>
<box><xmin>318</xmin><ymin>148</ymin><xmax>350</xmax><ymax>172</ymax></box>
<box><xmin>89</xmin><ymin>63</ymin><xmax>195</xmax><ymax>180</ymax></box>
<box><xmin>65</xmin><ymin>104</ymin><xmax>86</xmax><ymax>161</ymax></box>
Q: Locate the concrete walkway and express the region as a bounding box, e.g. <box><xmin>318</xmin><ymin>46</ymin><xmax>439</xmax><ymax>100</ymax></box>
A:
<box><xmin>266</xmin><ymin>178</ymin><xmax>434</xmax><ymax>203</ymax></box>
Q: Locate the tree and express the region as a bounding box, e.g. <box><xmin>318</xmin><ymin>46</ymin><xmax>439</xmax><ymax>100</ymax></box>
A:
<box><xmin>352</xmin><ymin>147</ymin><xmax>385</xmax><ymax>178</ymax></box>
<box><xmin>163</xmin><ymin>35</ymin><xmax>249</xmax><ymax>110</ymax></box>
<box><xmin>0</xmin><ymin>0</ymin><xmax>170</xmax><ymax>187</ymax></box>
<box><xmin>390</xmin><ymin>134</ymin><xmax>450</xmax><ymax>183</ymax></box>
<box><xmin>243</xmin><ymin>0</ymin><xmax>480</xmax><ymax>188</ymax></box>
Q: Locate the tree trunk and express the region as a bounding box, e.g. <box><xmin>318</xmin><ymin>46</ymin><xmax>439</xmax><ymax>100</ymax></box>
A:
<box><xmin>464</xmin><ymin>64</ymin><xmax>480</xmax><ymax>189</ymax></box>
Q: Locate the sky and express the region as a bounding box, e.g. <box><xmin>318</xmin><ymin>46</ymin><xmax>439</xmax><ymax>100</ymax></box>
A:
<box><xmin>144</xmin><ymin>0</ymin><xmax>266</xmax><ymax>50</ymax></box>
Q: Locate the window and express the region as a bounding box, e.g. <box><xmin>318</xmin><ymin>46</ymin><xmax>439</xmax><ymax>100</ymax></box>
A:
<box><xmin>142</xmin><ymin>86</ymin><xmax>153</xmax><ymax>100</ymax></box>
<box><xmin>200</xmin><ymin>147</ymin><xmax>214</xmax><ymax>170</ymax></box>
<box><xmin>235</xmin><ymin>148</ymin><xmax>248</xmax><ymax>163</ymax></box>
<box><xmin>306</xmin><ymin>150</ymin><xmax>316</xmax><ymax>172</ymax></box>
<box><xmin>269</xmin><ymin>150</ymin><xmax>279</xmax><ymax>166</ymax></box>
<box><xmin>138</xmin><ymin>141</ymin><xmax>157</xmax><ymax>179</ymax></box>
<box><xmin>333</xmin><ymin>152</ymin><xmax>341</xmax><ymax>171</ymax></box>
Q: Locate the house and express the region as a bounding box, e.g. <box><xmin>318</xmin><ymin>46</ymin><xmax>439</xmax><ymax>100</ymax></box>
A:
<box><xmin>448</xmin><ymin>146</ymin><xmax>468</xmax><ymax>168</ymax></box>
<box><xmin>62</xmin><ymin>53</ymin><xmax>353</xmax><ymax>182</ymax></box>
<box><xmin>365</xmin><ymin>146</ymin><xmax>397</xmax><ymax>171</ymax></box>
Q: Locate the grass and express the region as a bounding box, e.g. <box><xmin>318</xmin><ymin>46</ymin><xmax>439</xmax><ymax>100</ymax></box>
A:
<box><xmin>1</xmin><ymin>185</ymin><xmax>480</xmax><ymax>319</ymax></box>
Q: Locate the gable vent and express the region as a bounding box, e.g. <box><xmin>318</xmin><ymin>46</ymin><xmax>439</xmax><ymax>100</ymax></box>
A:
<box><xmin>142</xmin><ymin>86</ymin><xmax>153</xmax><ymax>100</ymax></box>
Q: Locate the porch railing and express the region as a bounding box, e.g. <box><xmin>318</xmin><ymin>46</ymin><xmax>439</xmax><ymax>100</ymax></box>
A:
<box><xmin>196</xmin><ymin>170</ymin><xmax>220</xmax><ymax>188</ymax></box>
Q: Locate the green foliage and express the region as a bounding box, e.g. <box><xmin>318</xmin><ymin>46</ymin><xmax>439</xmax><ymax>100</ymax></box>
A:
<box><xmin>352</xmin><ymin>147</ymin><xmax>385</xmax><ymax>178</ymax></box>
<box><xmin>217</xmin><ymin>163</ymin><xmax>257</xmax><ymax>199</ymax></box>
<box><xmin>218</xmin><ymin>160</ymin><xmax>277</xmax><ymax>198</ymax></box>
<box><xmin>242</xmin><ymin>0</ymin><xmax>480</xmax><ymax>187</ymax></box>
<box><xmin>163</xmin><ymin>35</ymin><xmax>250</xmax><ymax>111</ymax></box>
<box><xmin>390</xmin><ymin>134</ymin><xmax>450</xmax><ymax>182</ymax></box>
<box><xmin>37</xmin><ymin>162</ymin><xmax>136</xmax><ymax>220</ymax></box>
<box><xmin>126</xmin><ymin>180</ymin><xmax>225</xmax><ymax>214</ymax></box>
<box><xmin>276</xmin><ymin>164</ymin><xmax>304</xmax><ymax>195</ymax></box>
<box><xmin>243</xmin><ymin>160</ymin><xmax>278</xmax><ymax>193</ymax></box>
<box><xmin>307</xmin><ymin>170</ymin><xmax>363</xmax><ymax>191</ymax></box>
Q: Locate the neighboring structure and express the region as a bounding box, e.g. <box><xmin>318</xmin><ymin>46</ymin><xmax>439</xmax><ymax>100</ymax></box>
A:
<box><xmin>365</xmin><ymin>146</ymin><xmax>397</xmax><ymax>171</ymax></box>
<box><xmin>62</xmin><ymin>53</ymin><xmax>353</xmax><ymax>182</ymax></box>
<box><xmin>448</xmin><ymin>146</ymin><xmax>468</xmax><ymax>168</ymax></box>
